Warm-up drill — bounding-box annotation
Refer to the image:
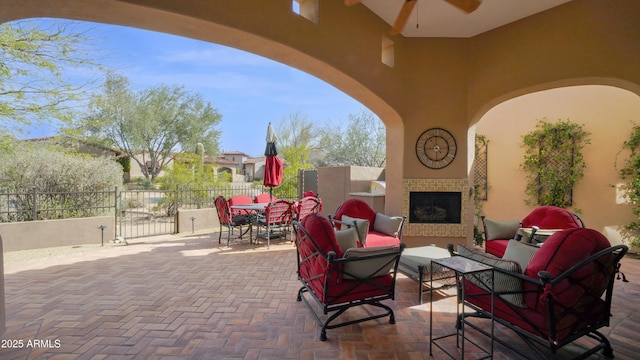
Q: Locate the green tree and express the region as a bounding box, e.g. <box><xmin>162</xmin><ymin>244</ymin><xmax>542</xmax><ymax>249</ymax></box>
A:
<box><xmin>158</xmin><ymin>153</ymin><xmax>220</xmax><ymax>190</ymax></box>
<box><xmin>155</xmin><ymin>153</ymin><xmax>228</xmax><ymax>214</ymax></box>
<box><xmin>317</xmin><ymin>110</ymin><xmax>386</xmax><ymax>167</ymax></box>
<box><xmin>273</xmin><ymin>112</ymin><xmax>316</xmax><ymax>198</ymax></box>
<box><xmin>276</xmin><ymin>112</ymin><xmax>315</xmax><ymax>169</ymax></box>
<box><xmin>0</xmin><ymin>19</ymin><xmax>101</xmax><ymax>129</ymax></box>
<box><xmin>70</xmin><ymin>72</ymin><xmax>222</xmax><ymax>180</ymax></box>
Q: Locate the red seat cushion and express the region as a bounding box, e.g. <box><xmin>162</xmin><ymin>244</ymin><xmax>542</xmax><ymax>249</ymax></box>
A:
<box><xmin>333</xmin><ymin>199</ymin><xmax>377</xmax><ymax>230</ymax></box>
<box><xmin>324</xmin><ymin>274</ymin><xmax>394</xmax><ymax>305</ymax></box>
<box><xmin>365</xmin><ymin>231</ymin><xmax>401</xmax><ymax>248</ymax></box>
<box><xmin>523</xmin><ymin>228</ymin><xmax>611</xmax><ymax>311</ymax></box>
<box><xmin>463</xmin><ymin>280</ymin><xmax>610</xmax><ymax>342</ymax></box>
<box><xmin>300</xmin><ymin>214</ymin><xmax>343</xmax><ymax>258</ymax></box>
<box><xmin>485</xmin><ymin>239</ymin><xmax>510</xmax><ymax>258</ymax></box>
<box><xmin>521</xmin><ymin>206</ymin><xmax>582</xmax><ymax>229</ymax></box>
<box><xmin>298</xmin><ymin>214</ymin><xmax>344</xmax><ymax>300</ymax></box>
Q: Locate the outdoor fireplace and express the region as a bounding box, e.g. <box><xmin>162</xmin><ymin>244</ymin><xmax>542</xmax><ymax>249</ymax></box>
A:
<box><xmin>403</xmin><ymin>178</ymin><xmax>468</xmax><ymax>237</ymax></box>
<box><xmin>409</xmin><ymin>191</ymin><xmax>461</xmax><ymax>224</ymax></box>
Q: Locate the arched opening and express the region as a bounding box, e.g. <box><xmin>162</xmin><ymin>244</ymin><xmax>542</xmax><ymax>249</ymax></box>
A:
<box><xmin>1</xmin><ymin>0</ymin><xmax>406</xmax><ymax>213</ymax></box>
<box><xmin>471</xmin><ymin>82</ymin><xmax>640</xmax><ymax>246</ymax></box>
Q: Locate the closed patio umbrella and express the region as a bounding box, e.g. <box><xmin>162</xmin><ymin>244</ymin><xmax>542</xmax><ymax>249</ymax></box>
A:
<box><xmin>263</xmin><ymin>122</ymin><xmax>283</xmax><ymax>202</ymax></box>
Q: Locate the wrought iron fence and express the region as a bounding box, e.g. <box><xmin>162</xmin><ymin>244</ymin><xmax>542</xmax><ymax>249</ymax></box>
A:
<box><xmin>0</xmin><ymin>188</ymin><xmax>116</xmax><ymax>222</ymax></box>
<box><xmin>0</xmin><ymin>179</ymin><xmax>298</xmax><ymax>224</ymax></box>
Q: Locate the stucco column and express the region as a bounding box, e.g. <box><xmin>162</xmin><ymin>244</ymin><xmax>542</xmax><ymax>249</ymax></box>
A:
<box><xmin>0</xmin><ymin>235</ymin><xmax>5</xmax><ymax>336</ymax></box>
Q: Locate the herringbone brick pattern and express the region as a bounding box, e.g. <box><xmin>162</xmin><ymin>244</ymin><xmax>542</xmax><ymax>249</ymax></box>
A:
<box><xmin>2</xmin><ymin>234</ymin><xmax>639</xmax><ymax>359</ymax></box>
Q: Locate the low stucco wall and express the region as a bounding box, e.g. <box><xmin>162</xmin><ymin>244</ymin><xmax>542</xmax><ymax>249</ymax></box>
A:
<box><xmin>0</xmin><ymin>209</ymin><xmax>222</xmax><ymax>253</ymax></box>
<box><xmin>0</xmin><ymin>216</ymin><xmax>115</xmax><ymax>252</ymax></box>
<box><xmin>177</xmin><ymin>208</ymin><xmax>219</xmax><ymax>234</ymax></box>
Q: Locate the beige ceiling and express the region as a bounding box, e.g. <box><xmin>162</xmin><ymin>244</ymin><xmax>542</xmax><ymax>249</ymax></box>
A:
<box><xmin>357</xmin><ymin>0</ymin><xmax>573</xmax><ymax>37</ymax></box>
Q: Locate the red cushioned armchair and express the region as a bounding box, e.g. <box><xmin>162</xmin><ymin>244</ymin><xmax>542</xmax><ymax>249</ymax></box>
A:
<box><xmin>331</xmin><ymin>198</ymin><xmax>405</xmax><ymax>248</ymax></box>
<box><xmin>483</xmin><ymin>206</ymin><xmax>584</xmax><ymax>257</ymax></box>
<box><xmin>294</xmin><ymin>213</ymin><xmax>405</xmax><ymax>341</ymax></box>
<box><xmin>453</xmin><ymin>228</ymin><xmax>628</xmax><ymax>359</ymax></box>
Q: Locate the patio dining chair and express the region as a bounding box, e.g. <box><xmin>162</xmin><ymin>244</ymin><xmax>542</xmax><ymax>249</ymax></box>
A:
<box><xmin>296</xmin><ymin>195</ymin><xmax>322</xmax><ymax>221</ymax></box>
<box><xmin>228</xmin><ymin>194</ymin><xmax>253</xmax><ymax>221</ymax></box>
<box><xmin>253</xmin><ymin>193</ymin><xmax>271</xmax><ymax>203</ymax></box>
<box><xmin>255</xmin><ymin>198</ymin><xmax>295</xmax><ymax>248</ymax></box>
<box><xmin>214</xmin><ymin>196</ymin><xmax>250</xmax><ymax>247</ymax></box>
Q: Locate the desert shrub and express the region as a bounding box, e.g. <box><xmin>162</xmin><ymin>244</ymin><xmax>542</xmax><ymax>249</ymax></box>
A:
<box><xmin>0</xmin><ymin>140</ymin><xmax>123</xmax><ymax>220</ymax></box>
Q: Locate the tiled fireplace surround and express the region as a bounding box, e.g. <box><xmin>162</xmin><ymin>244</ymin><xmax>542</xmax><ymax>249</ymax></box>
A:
<box><xmin>403</xmin><ymin>178</ymin><xmax>469</xmax><ymax>237</ymax></box>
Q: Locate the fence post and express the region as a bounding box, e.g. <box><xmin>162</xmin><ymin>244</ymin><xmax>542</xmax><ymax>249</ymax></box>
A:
<box><xmin>114</xmin><ymin>186</ymin><xmax>119</xmax><ymax>238</ymax></box>
<box><xmin>174</xmin><ymin>187</ymin><xmax>179</xmax><ymax>234</ymax></box>
<box><xmin>32</xmin><ymin>187</ymin><xmax>37</xmax><ymax>221</ymax></box>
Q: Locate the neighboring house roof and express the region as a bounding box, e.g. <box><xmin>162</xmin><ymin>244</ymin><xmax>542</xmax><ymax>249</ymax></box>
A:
<box><xmin>214</xmin><ymin>156</ymin><xmax>240</xmax><ymax>166</ymax></box>
<box><xmin>222</xmin><ymin>151</ymin><xmax>251</xmax><ymax>157</ymax></box>
<box><xmin>243</xmin><ymin>157</ymin><xmax>266</xmax><ymax>164</ymax></box>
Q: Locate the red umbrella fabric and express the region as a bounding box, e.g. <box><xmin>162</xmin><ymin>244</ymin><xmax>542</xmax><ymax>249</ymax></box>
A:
<box><xmin>264</xmin><ymin>155</ymin><xmax>283</xmax><ymax>187</ymax></box>
<box><xmin>263</xmin><ymin>123</ymin><xmax>283</xmax><ymax>189</ymax></box>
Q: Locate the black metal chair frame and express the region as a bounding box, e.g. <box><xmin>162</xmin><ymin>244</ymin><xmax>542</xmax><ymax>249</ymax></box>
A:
<box><xmin>293</xmin><ymin>219</ymin><xmax>405</xmax><ymax>341</ymax></box>
<box><xmin>296</xmin><ymin>196</ymin><xmax>322</xmax><ymax>221</ymax></box>
<box><xmin>457</xmin><ymin>244</ymin><xmax>628</xmax><ymax>360</ymax></box>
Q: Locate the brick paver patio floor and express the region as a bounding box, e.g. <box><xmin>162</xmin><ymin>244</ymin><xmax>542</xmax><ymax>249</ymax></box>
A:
<box><xmin>2</xmin><ymin>232</ymin><xmax>639</xmax><ymax>359</ymax></box>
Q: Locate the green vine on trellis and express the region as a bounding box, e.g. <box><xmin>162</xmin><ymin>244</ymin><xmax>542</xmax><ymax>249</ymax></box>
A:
<box><xmin>615</xmin><ymin>122</ymin><xmax>640</xmax><ymax>247</ymax></box>
<box><xmin>520</xmin><ymin>119</ymin><xmax>591</xmax><ymax>208</ymax></box>
<box><xmin>473</xmin><ymin>134</ymin><xmax>489</xmax><ymax>246</ymax></box>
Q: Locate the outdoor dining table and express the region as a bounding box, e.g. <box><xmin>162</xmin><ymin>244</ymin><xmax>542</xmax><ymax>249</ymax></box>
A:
<box><xmin>229</xmin><ymin>203</ymin><xmax>269</xmax><ymax>240</ymax></box>
<box><xmin>230</xmin><ymin>203</ymin><xmax>269</xmax><ymax>212</ymax></box>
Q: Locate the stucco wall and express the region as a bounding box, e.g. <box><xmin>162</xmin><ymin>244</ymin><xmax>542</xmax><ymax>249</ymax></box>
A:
<box><xmin>0</xmin><ymin>216</ymin><xmax>116</xmax><ymax>252</ymax></box>
<box><xmin>317</xmin><ymin>166</ymin><xmax>385</xmax><ymax>218</ymax></box>
<box><xmin>476</xmin><ymin>85</ymin><xmax>640</xmax><ymax>247</ymax></box>
<box><xmin>0</xmin><ymin>235</ymin><xmax>5</xmax><ymax>336</ymax></box>
<box><xmin>177</xmin><ymin>208</ymin><xmax>219</xmax><ymax>234</ymax></box>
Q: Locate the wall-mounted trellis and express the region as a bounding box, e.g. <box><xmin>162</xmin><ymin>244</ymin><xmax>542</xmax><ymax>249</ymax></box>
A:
<box><xmin>473</xmin><ymin>135</ymin><xmax>488</xmax><ymax>200</ymax></box>
<box><xmin>521</xmin><ymin>119</ymin><xmax>590</xmax><ymax>208</ymax></box>
<box><xmin>537</xmin><ymin>137</ymin><xmax>576</xmax><ymax>206</ymax></box>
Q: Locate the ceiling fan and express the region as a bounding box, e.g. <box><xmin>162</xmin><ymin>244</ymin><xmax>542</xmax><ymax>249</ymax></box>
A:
<box><xmin>345</xmin><ymin>0</ymin><xmax>482</xmax><ymax>35</ymax></box>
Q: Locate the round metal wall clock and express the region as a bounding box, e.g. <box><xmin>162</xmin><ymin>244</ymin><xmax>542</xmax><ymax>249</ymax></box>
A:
<box><xmin>415</xmin><ymin>127</ymin><xmax>457</xmax><ymax>169</ymax></box>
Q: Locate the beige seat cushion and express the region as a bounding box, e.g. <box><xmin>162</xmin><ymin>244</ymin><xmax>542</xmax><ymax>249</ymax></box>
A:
<box><xmin>373</xmin><ymin>213</ymin><xmax>403</xmax><ymax>237</ymax></box>
<box><xmin>343</xmin><ymin>246</ymin><xmax>398</xmax><ymax>279</ymax></box>
<box><xmin>341</xmin><ymin>215</ymin><xmax>370</xmax><ymax>246</ymax></box>
<box><xmin>335</xmin><ymin>227</ymin><xmax>359</xmax><ymax>253</ymax></box>
<box><xmin>483</xmin><ymin>218</ymin><xmax>520</xmax><ymax>240</ymax></box>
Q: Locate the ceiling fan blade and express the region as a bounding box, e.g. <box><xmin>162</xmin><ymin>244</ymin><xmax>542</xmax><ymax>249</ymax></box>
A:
<box><xmin>389</xmin><ymin>0</ymin><xmax>417</xmax><ymax>35</ymax></box>
<box><xmin>443</xmin><ymin>0</ymin><xmax>481</xmax><ymax>13</ymax></box>
<box><xmin>344</xmin><ymin>0</ymin><xmax>362</xmax><ymax>6</ymax></box>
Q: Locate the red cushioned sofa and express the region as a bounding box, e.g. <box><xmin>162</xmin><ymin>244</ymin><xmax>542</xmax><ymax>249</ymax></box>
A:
<box><xmin>482</xmin><ymin>206</ymin><xmax>584</xmax><ymax>258</ymax></box>
<box><xmin>331</xmin><ymin>198</ymin><xmax>405</xmax><ymax>248</ymax></box>
<box><xmin>453</xmin><ymin>228</ymin><xmax>628</xmax><ymax>359</ymax></box>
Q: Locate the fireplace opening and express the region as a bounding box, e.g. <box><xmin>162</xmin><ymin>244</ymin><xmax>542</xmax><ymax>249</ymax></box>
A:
<box><xmin>410</xmin><ymin>191</ymin><xmax>461</xmax><ymax>224</ymax></box>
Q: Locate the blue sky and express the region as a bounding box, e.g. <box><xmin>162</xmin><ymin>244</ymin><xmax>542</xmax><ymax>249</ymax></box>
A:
<box><xmin>27</xmin><ymin>19</ymin><xmax>368</xmax><ymax>157</ymax></box>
